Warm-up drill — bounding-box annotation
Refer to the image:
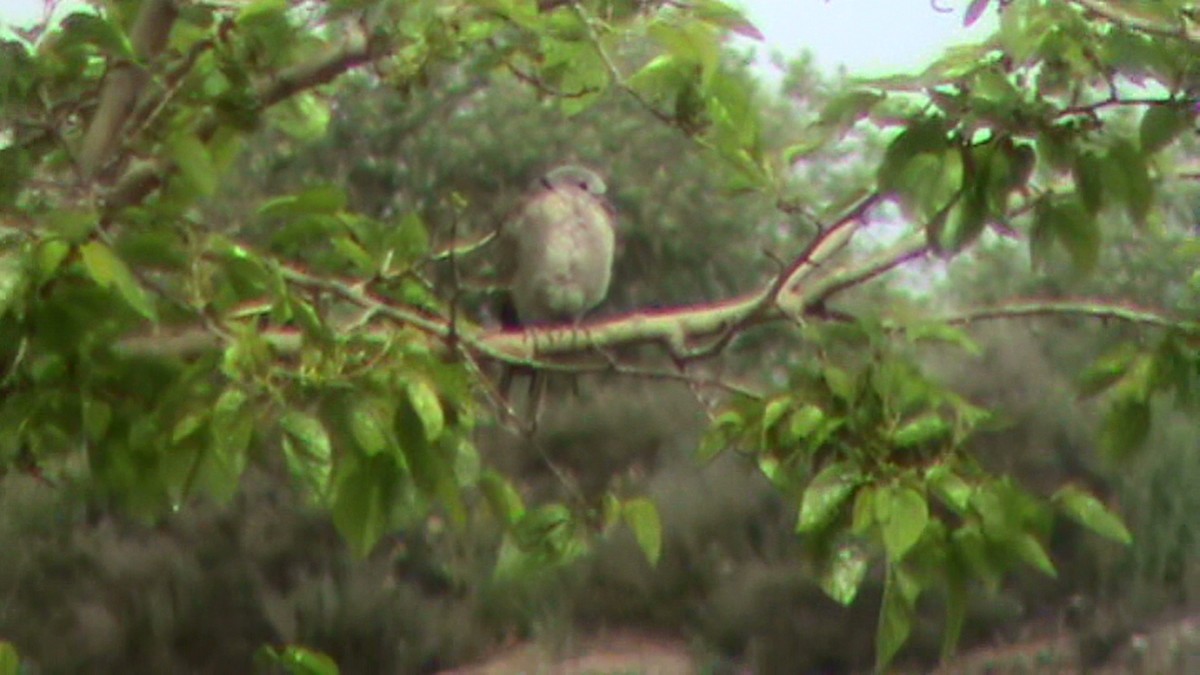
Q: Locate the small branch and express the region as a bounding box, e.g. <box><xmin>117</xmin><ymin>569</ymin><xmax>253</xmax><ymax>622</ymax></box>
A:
<box><xmin>103</xmin><ymin>31</ymin><xmax>385</xmax><ymax>214</ymax></box>
<box><xmin>936</xmin><ymin>299</ymin><xmax>1197</xmax><ymax>333</ymax></box>
<box><xmin>1068</xmin><ymin>0</ymin><xmax>1200</xmax><ymax>44</ymax></box>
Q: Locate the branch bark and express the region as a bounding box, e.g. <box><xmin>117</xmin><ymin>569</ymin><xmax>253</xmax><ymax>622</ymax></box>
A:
<box><xmin>78</xmin><ymin>0</ymin><xmax>178</xmax><ymax>179</ymax></box>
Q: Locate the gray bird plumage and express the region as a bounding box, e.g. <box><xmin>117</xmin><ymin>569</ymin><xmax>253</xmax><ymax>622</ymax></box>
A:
<box><xmin>497</xmin><ymin>165</ymin><xmax>615</xmax><ymax>421</ymax></box>
<box><xmin>501</xmin><ymin>165</ymin><xmax>615</xmax><ymax>325</ymax></box>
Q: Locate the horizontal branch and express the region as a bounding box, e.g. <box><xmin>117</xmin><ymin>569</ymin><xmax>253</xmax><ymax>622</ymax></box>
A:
<box><xmin>937</xmin><ymin>299</ymin><xmax>1198</xmax><ymax>333</ymax></box>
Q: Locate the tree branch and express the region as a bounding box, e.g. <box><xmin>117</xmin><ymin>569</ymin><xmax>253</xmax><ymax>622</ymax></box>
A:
<box><xmin>78</xmin><ymin>0</ymin><xmax>178</xmax><ymax>179</ymax></box>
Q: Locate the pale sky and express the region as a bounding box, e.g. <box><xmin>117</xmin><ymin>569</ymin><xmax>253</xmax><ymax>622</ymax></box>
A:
<box><xmin>0</xmin><ymin>0</ymin><xmax>997</xmax><ymax>76</ymax></box>
<box><xmin>741</xmin><ymin>0</ymin><xmax>997</xmax><ymax>76</ymax></box>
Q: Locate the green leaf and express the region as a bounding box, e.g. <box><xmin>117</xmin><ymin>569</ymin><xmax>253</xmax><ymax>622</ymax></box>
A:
<box><xmin>648</xmin><ymin>16</ymin><xmax>720</xmax><ymax>82</ymax></box>
<box><xmin>698</xmin><ymin>410</ymin><xmax>743</xmax><ymax>462</ymax></box>
<box><xmin>905</xmin><ymin>323</ymin><xmax>980</xmax><ymax>355</ymax></box>
<box><xmin>170</xmin><ymin>410</ymin><xmax>206</xmax><ymax>444</ymax></box>
<box><xmin>83</xmin><ymin>399</ymin><xmax>113</xmax><ymax>443</ymax></box>
<box><xmin>332</xmin><ymin>455</ymin><xmax>398</xmax><ymax>557</ymax></box>
<box><xmin>168</xmin><ymin>133</ymin><xmax>218</xmax><ymax>196</ymax></box>
<box><xmin>34</xmin><ymin>239</ymin><xmax>71</xmax><ymax>285</ymax></box>
<box><xmin>254</xmin><ymin>644</ymin><xmax>340</xmax><ymax>675</ymax></box>
<box><xmin>622</xmin><ymin>497</ymin><xmax>663</xmax><ymax>565</ymax></box>
<box><xmin>0</xmin><ymin>640</ymin><xmax>18</xmax><ymax>675</ymax></box>
<box><xmin>1101</xmin><ymin>397</ymin><xmax>1151</xmax><ymax>460</ymax></box>
<box><xmin>46</xmin><ymin>208</ymin><xmax>99</xmax><ymax>242</ymax></box>
<box><xmin>1012</xmin><ymin>532</ymin><xmax>1057</xmax><ymax>577</ymax></box>
<box><xmin>926</xmin><ymin>464</ymin><xmax>972</xmax><ymax>513</ymax></box>
<box><xmin>877</xmin><ymin>117</ymin><xmax>949</xmax><ymax>194</ymax></box>
<box><xmin>691</xmin><ymin>0</ymin><xmax>764</xmax><ymax>41</ymax></box>
<box><xmin>817</xmin><ymin>89</ymin><xmax>885</xmax><ymax>129</ymax></box>
<box><xmin>0</xmin><ymin>245</ymin><xmax>26</xmax><ymax>320</ymax></box>
<box><xmin>1053</xmin><ymin>485</ymin><xmax>1132</xmax><ymax>544</ymax></box>
<box><xmin>1073</xmin><ymin>151</ymin><xmax>1105</xmax><ymax>214</ymax></box>
<box><xmin>819</xmin><ymin>544</ymin><xmax>868</xmax><ymax>606</ymax></box>
<box><xmin>79</xmin><ymin>241</ymin><xmax>157</xmax><ymax>320</ymax></box>
<box><xmin>1104</xmin><ymin>140</ymin><xmax>1154</xmax><ymax>225</ymax></box>
<box><xmin>60</xmin><ymin>12</ymin><xmax>135</xmax><ymax>60</ymax></box>
<box><xmin>1139</xmin><ymin>103</ymin><xmax>1193</xmax><ymax>154</ymax></box>
<box><xmin>941</xmin><ymin>579</ymin><xmax>967</xmax><ymax>661</ymax></box>
<box><xmin>797</xmin><ymin>462</ymin><xmax>862</xmax><ymax>533</ymax></box>
<box><xmin>404</xmin><ymin>378</ymin><xmax>444</xmax><ymax>442</ymax></box>
<box><xmin>210</xmin><ymin>388</ymin><xmax>253</xmax><ymax>493</ymax></box>
<box><xmin>258</xmin><ymin>185</ymin><xmax>347</xmax><ymax>218</ymax></box>
<box><xmin>1030</xmin><ymin>195</ymin><xmax>1098</xmax><ymax>273</ymax></box>
<box><xmin>349</xmin><ymin>399</ymin><xmax>393</xmax><ymax>457</ymax></box>
<box><xmin>892</xmin><ymin>413</ymin><xmax>951</xmax><ymax>448</ymax></box>
<box><xmin>280</xmin><ymin>410</ymin><xmax>334</xmax><ymax>502</ymax></box>
<box><xmin>1077</xmin><ymin>345</ymin><xmax>1139</xmax><ymax>398</ymax></box>
<box><xmin>852</xmin><ymin>484</ymin><xmax>875</xmax><ymax>533</ymax></box>
<box><xmin>480</xmin><ymin>470</ymin><xmax>525</xmax><ymax>525</ymax></box>
<box><xmin>271</xmin><ymin>92</ymin><xmax>331</xmax><ymax>141</ymax></box>
<box><xmin>876</xmin><ymin>565</ymin><xmax>919</xmax><ymax>669</ymax></box>
<box><xmin>786</xmin><ymin>404</ymin><xmax>825</xmax><ymax>441</ymax></box>
<box><xmin>823</xmin><ymin>365</ymin><xmax>856</xmax><ymax>403</ymax></box>
<box><xmin>937</xmin><ymin>190</ymin><xmax>986</xmax><ymax>253</ymax></box>
<box><xmin>875</xmin><ymin>485</ymin><xmax>929</xmax><ymax>561</ymax></box>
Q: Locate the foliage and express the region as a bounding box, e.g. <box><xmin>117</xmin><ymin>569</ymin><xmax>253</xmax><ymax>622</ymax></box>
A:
<box><xmin>4</xmin><ymin>0</ymin><xmax>1200</xmax><ymax>670</ymax></box>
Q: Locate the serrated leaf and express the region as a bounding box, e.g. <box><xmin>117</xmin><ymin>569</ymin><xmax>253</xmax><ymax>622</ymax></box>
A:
<box><xmin>875</xmin><ymin>485</ymin><xmax>929</xmax><ymax>561</ymax></box>
<box><xmin>1139</xmin><ymin>104</ymin><xmax>1192</xmax><ymax>154</ymax></box>
<box><xmin>79</xmin><ymin>241</ymin><xmax>157</xmax><ymax>320</ymax></box>
<box><xmin>1053</xmin><ymin>485</ymin><xmax>1132</xmax><ymax>544</ymax></box>
<box><xmin>623</xmin><ymin>497</ymin><xmax>663</xmax><ymax>565</ymax></box>
<box><xmin>797</xmin><ymin>462</ymin><xmax>862</xmax><ymax>533</ymax></box>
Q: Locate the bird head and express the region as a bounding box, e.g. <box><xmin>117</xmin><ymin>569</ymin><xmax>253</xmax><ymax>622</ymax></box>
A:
<box><xmin>539</xmin><ymin>164</ymin><xmax>607</xmax><ymax>196</ymax></box>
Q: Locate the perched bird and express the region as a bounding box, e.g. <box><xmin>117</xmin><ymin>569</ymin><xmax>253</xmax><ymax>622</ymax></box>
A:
<box><xmin>497</xmin><ymin>164</ymin><xmax>616</xmax><ymax>419</ymax></box>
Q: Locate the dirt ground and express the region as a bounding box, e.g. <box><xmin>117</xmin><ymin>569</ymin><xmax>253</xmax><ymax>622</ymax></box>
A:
<box><xmin>440</xmin><ymin>614</ymin><xmax>1200</xmax><ymax>674</ymax></box>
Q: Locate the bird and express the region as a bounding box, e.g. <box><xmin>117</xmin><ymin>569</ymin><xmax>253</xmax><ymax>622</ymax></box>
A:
<box><xmin>496</xmin><ymin>164</ymin><xmax>616</xmax><ymax>421</ymax></box>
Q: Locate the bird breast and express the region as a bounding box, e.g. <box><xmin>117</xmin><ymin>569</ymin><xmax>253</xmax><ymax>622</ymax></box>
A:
<box><xmin>511</xmin><ymin>187</ymin><xmax>614</xmax><ymax>324</ymax></box>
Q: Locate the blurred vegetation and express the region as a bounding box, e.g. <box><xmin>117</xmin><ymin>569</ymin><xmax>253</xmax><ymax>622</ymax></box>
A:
<box><xmin>3</xmin><ymin>0</ymin><xmax>1200</xmax><ymax>672</ymax></box>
